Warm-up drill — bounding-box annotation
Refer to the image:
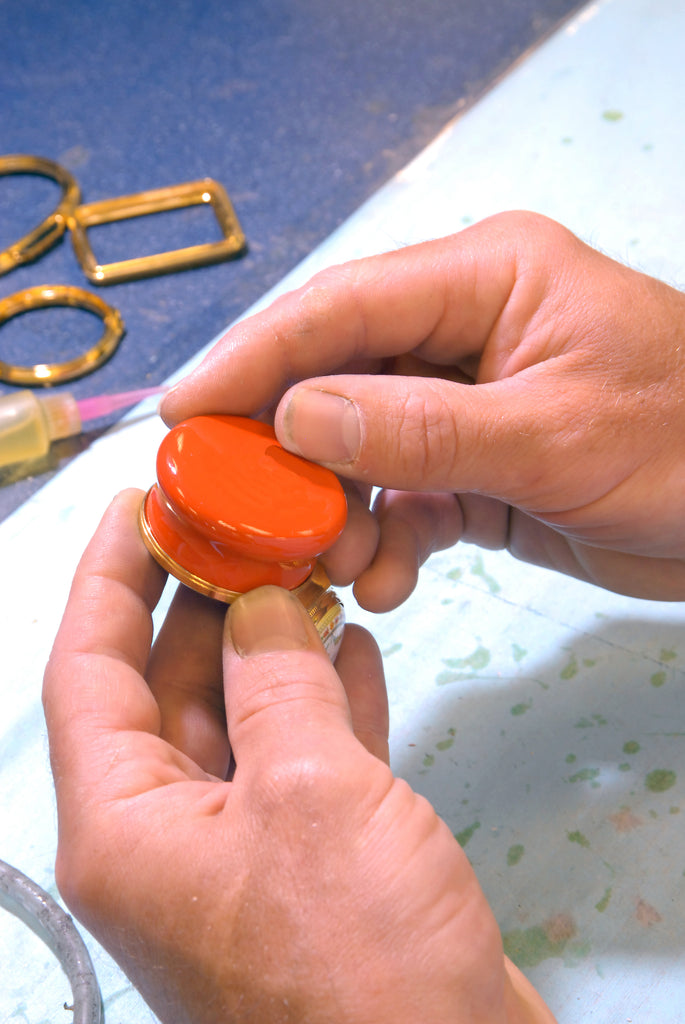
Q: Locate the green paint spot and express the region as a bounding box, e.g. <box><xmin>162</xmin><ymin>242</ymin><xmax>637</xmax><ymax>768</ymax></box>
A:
<box><xmin>382</xmin><ymin>642</ymin><xmax>402</xmax><ymax>657</ymax></box>
<box><xmin>595</xmin><ymin>887</ymin><xmax>612</xmax><ymax>913</ymax></box>
<box><xmin>623</xmin><ymin>740</ymin><xmax>640</xmax><ymax>755</ymax></box>
<box><xmin>568</xmin><ymin>830</ymin><xmax>591</xmax><ymax>848</ymax></box>
<box><xmin>670</xmin><ymin>806</ymin><xmax>680</xmax><ymax>815</ymax></box>
<box><xmin>438</xmin><ymin>645</ymin><xmax>491</xmax><ymax>684</ymax></box>
<box><xmin>502</xmin><ymin>925</ymin><xmax>570</xmax><ymax>968</ymax></box>
<box><xmin>645</xmin><ymin>769</ymin><xmax>676</xmax><ymax>793</ymax></box>
<box><xmin>574</xmin><ymin>714</ymin><xmax>607</xmax><ymax>729</ymax></box>
<box><xmin>470</xmin><ymin>554</ymin><xmax>501</xmax><ymax>594</ymax></box>
<box><xmin>436</xmin><ymin>737</ymin><xmax>454</xmax><ymax>751</ymax></box>
<box><xmin>619</xmin><ymin>763</ymin><xmax>631</xmax><ymax>772</ymax></box>
<box><xmin>583</xmin><ymin>658</ymin><xmax>597</xmax><ymax>668</ymax></box>
<box><xmin>568</xmin><ymin>767</ymin><xmax>600</xmax><ymax>785</ymax></box>
<box><xmin>444</xmin><ymin>646</ymin><xmax>491</xmax><ymax>671</ymax></box>
<box><xmin>560</xmin><ymin>654</ymin><xmax>578</xmax><ymax>679</ymax></box>
<box><xmin>650</xmin><ymin>670</ymin><xmax>667</xmax><ymax>688</ymax></box>
<box><xmin>511</xmin><ymin>701</ymin><xmax>532</xmax><ymax>716</ymax></box>
<box><xmin>461</xmin><ymin>215</ymin><xmax>474</xmax><ymax>225</ymax></box>
<box><xmin>423</xmin><ymin>753</ymin><xmax>434</xmax><ymax>768</ymax></box>
<box><xmin>561</xmin><ymin>136</ymin><xmax>573</xmax><ymax>145</ymax></box>
<box><xmin>660</xmin><ymin>648</ymin><xmax>677</xmax><ymax>662</ymax></box>
<box><xmin>511</xmin><ymin>643</ymin><xmax>527</xmax><ymax>663</ymax></box>
<box><xmin>507</xmin><ymin>844</ymin><xmax>525</xmax><ymax>866</ymax></box>
<box><xmin>440</xmin><ymin>597</ymin><xmax>453</xmax><ymax>605</ymax></box>
<box><xmin>565</xmin><ymin>753</ymin><xmax>577</xmax><ymax>764</ymax></box>
<box><xmin>447</xmin><ymin>567</ymin><xmax>463</xmax><ymax>581</ymax></box>
<box><xmin>602</xmin><ymin>109</ymin><xmax>624</xmax><ymax>122</ymax></box>
<box><xmin>455</xmin><ymin>821</ymin><xmax>480</xmax><ymax>847</ymax></box>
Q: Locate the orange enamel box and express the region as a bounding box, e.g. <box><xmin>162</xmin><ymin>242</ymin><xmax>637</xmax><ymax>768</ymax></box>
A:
<box><xmin>139</xmin><ymin>414</ymin><xmax>348</xmax><ymax>654</ymax></box>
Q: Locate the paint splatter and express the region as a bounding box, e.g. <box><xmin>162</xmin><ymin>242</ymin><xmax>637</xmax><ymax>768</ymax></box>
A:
<box><xmin>595</xmin><ymin>887</ymin><xmax>612</xmax><ymax>913</ymax></box>
<box><xmin>423</xmin><ymin>753</ymin><xmax>434</xmax><ymax>768</ymax></box>
<box><xmin>455</xmin><ymin>821</ymin><xmax>480</xmax><ymax>847</ymax></box>
<box><xmin>645</xmin><ymin>769</ymin><xmax>676</xmax><ymax>793</ymax></box>
<box><xmin>511</xmin><ymin>643</ymin><xmax>527</xmax><ymax>663</ymax></box>
<box><xmin>635</xmin><ymin>899</ymin><xmax>662</xmax><ymax>927</ymax></box>
<box><xmin>447</xmin><ymin>568</ymin><xmax>463</xmax><ymax>581</ymax></box>
<box><xmin>565</xmin><ymin>753</ymin><xmax>577</xmax><ymax>764</ymax></box>
<box><xmin>609</xmin><ymin>807</ymin><xmax>643</xmax><ymax>833</ymax></box>
<box><xmin>567</xmin><ymin>830</ymin><xmax>590</xmax><ymax>848</ymax></box>
<box><xmin>437</xmin><ymin>645</ymin><xmax>491</xmax><ymax>684</ymax></box>
<box><xmin>659</xmin><ymin>648</ymin><xmax>677</xmax><ymax>662</ymax></box>
<box><xmin>503</xmin><ymin>913</ymin><xmax>576</xmax><ymax>968</ymax></box>
<box><xmin>382</xmin><ymin>642</ymin><xmax>402</xmax><ymax>657</ymax></box>
<box><xmin>650</xmin><ymin>670</ymin><xmax>667</xmax><ymax>688</ymax></box>
<box><xmin>602</xmin><ymin>109</ymin><xmax>624</xmax><ymax>122</ymax></box>
<box><xmin>507</xmin><ymin>844</ymin><xmax>525</xmax><ymax>866</ymax></box>
<box><xmin>560</xmin><ymin>654</ymin><xmax>578</xmax><ymax>680</ymax></box>
<box><xmin>568</xmin><ymin>767</ymin><xmax>600</xmax><ymax>785</ymax></box>
<box><xmin>623</xmin><ymin>740</ymin><xmax>640</xmax><ymax>755</ymax></box>
<box><xmin>574</xmin><ymin>714</ymin><xmax>607</xmax><ymax>729</ymax></box>
<box><xmin>436</xmin><ymin>737</ymin><xmax>454</xmax><ymax>751</ymax></box>
<box><xmin>511</xmin><ymin>701</ymin><xmax>532</xmax><ymax>716</ymax></box>
<box><xmin>470</xmin><ymin>554</ymin><xmax>501</xmax><ymax>594</ymax></box>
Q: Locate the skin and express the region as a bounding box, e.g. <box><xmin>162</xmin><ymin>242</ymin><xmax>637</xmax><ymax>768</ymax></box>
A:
<box><xmin>45</xmin><ymin>210</ymin><xmax>685</xmax><ymax>1020</ymax></box>
<box><xmin>162</xmin><ymin>210</ymin><xmax>685</xmax><ymax>611</ymax></box>
<box><xmin>43</xmin><ymin>490</ymin><xmax>554</xmax><ymax>1023</ymax></box>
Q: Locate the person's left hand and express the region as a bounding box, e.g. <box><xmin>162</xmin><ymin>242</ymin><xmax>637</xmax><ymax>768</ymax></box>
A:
<box><xmin>43</xmin><ymin>489</ymin><xmax>555</xmax><ymax>1024</ymax></box>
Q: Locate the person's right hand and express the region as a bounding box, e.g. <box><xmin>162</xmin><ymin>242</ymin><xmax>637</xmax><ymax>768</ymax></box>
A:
<box><xmin>162</xmin><ymin>211</ymin><xmax>685</xmax><ymax>610</ymax></box>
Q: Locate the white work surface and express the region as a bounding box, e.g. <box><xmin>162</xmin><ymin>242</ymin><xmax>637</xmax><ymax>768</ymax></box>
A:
<box><xmin>2</xmin><ymin>0</ymin><xmax>684</xmax><ymax>1019</ymax></box>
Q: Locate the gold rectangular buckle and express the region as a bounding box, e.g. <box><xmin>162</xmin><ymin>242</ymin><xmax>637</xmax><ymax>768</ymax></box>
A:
<box><xmin>68</xmin><ymin>178</ymin><xmax>245</xmax><ymax>284</ymax></box>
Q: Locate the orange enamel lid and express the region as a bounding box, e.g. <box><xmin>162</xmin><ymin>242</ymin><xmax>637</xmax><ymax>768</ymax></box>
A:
<box><xmin>140</xmin><ymin>415</ymin><xmax>347</xmax><ymax>600</ymax></box>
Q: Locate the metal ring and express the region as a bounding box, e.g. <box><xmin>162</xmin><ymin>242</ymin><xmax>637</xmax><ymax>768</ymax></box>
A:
<box><xmin>0</xmin><ymin>284</ymin><xmax>125</xmax><ymax>385</ymax></box>
<box><xmin>0</xmin><ymin>858</ymin><xmax>102</xmax><ymax>1024</ymax></box>
<box><xmin>0</xmin><ymin>155</ymin><xmax>81</xmax><ymax>275</ymax></box>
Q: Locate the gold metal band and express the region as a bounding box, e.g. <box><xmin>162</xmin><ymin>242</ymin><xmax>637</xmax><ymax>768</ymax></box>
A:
<box><xmin>0</xmin><ymin>155</ymin><xmax>81</xmax><ymax>275</ymax></box>
<box><xmin>0</xmin><ymin>284</ymin><xmax>125</xmax><ymax>385</ymax></box>
<box><xmin>69</xmin><ymin>178</ymin><xmax>246</xmax><ymax>285</ymax></box>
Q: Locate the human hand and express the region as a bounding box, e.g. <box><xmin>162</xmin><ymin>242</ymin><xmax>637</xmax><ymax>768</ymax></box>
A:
<box><xmin>43</xmin><ymin>490</ymin><xmax>554</xmax><ymax>1024</ymax></box>
<box><xmin>162</xmin><ymin>211</ymin><xmax>685</xmax><ymax>609</ymax></box>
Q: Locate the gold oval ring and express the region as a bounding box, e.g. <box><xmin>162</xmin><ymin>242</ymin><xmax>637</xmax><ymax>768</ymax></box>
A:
<box><xmin>0</xmin><ymin>155</ymin><xmax>81</xmax><ymax>275</ymax></box>
<box><xmin>0</xmin><ymin>284</ymin><xmax>125</xmax><ymax>385</ymax></box>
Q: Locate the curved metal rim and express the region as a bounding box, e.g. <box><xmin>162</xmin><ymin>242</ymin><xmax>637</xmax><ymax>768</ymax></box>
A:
<box><xmin>0</xmin><ymin>154</ymin><xmax>81</xmax><ymax>274</ymax></box>
<box><xmin>0</xmin><ymin>283</ymin><xmax>125</xmax><ymax>385</ymax></box>
<box><xmin>0</xmin><ymin>857</ymin><xmax>102</xmax><ymax>1024</ymax></box>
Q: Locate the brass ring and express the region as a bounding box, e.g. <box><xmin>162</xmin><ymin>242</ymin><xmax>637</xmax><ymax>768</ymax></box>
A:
<box><xmin>0</xmin><ymin>284</ymin><xmax>125</xmax><ymax>385</ymax></box>
<box><xmin>0</xmin><ymin>155</ymin><xmax>81</xmax><ymax>275</ymax></box>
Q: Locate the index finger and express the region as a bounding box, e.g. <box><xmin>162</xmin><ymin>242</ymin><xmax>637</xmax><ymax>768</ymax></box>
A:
<box><xmin>42</xmin><ymin>490</ymin><xmax>168</xmax><ymax>805</ymax></box>
<box><xmin>160</xmin><ymin>214</ymin><xmax>524</xmax><ymax>426</ymax></box>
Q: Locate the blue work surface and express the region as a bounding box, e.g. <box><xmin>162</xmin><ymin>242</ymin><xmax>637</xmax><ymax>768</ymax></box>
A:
<box><xmin>2</xmin><ymin>0</ymin><xmax>685</xmax><ymax>1021</ymax></box>
<box><xmin>0</xmin><ymin>0</ymin><xmax>582</xmax><ymax>519</ymax></box>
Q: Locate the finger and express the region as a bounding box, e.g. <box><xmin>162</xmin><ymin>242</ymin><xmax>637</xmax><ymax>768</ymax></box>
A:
<box><xmin>43</xmin><ymin>490</ymin><xmax>170</xmax><ymax>815</ymax></box>
<box><xmin>333</xmin><ymin>623</ymin><xmax>389</xmax><ymax>764</ymax></box>
<box><xmin>223</xmin><ymin>587</ymin><xmax>382</xmax><ymax>769</ymax></box>
<box><xmin>319</xmin><ymin>480</ymin><xmax>380</xmax><ymax>587</ymax></box>
<box><xmin>273</xmin><ymin>369</ymin><xmax>585</xmax><ymax>503</ymax></box>
<box><xmin>353</xmin><ymin>491</ymin><xmax>463</xmax><ymax>612</ymax></box>
<box><xmin>160</xmin><ymin>213</ymin><xmax>529</xmax><ymax>425</ymax></box>
<box><xmin>147</xmin><ymin>586</ymin><xmax>230</xmax><ymax>779</ymax></box>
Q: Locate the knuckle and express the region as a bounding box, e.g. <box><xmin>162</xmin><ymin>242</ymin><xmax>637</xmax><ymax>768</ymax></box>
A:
<box><xmin>390</xmin><ymin>388</ymin><xmax>460</xmax><ymax>488</ymax></box>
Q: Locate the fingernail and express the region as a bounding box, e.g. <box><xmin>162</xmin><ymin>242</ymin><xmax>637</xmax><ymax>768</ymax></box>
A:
<box><xmin>228</xmin><ymin>586</ymin><xmax>313</xmax><ymax>658</ymax></box>
<box><xmin>282</xmin><ymin>389</ymin><xmax>361</xmax><ymax>464</ymax></box>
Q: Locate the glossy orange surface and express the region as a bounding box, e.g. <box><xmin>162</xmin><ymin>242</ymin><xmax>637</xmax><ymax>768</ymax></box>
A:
<box><xmin>143</xmin><ymin>415</ymin><xmax>347</xmax><ymax>595</ymax></box>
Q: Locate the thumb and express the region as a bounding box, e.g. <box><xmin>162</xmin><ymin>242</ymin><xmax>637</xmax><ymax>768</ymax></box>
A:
<box><xmin>275</xmin><ymin>373</ymin><xmax>565</xmax><ymax>501</ymax></box>
<box><xmin>223</xmin><ymin>586</ymin><xmax>388</xmax><ymax>768</ymax></box>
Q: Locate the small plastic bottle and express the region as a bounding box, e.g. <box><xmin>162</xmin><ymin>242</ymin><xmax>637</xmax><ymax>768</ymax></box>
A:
<box><xmin>0</xmin><ymin>386</ymin><xmax>166</xmax><ymax>470</ymax></box>
<box><xmin>0</xmin><ymin>390</ymin><xmax>81</xmax><ymax>467</ymax></box>
<box><xmin>139</xmin><ymin>414</ymin><xmax>347</xmax><ymax>659</ymax></box>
